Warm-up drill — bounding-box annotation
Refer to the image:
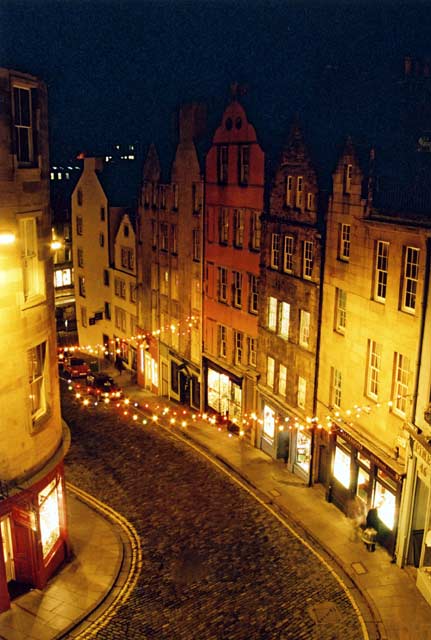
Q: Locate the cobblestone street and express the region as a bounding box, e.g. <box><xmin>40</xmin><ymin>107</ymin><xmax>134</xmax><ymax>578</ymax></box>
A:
<box><xmin>62</xmin><ymin>387</ymin><xmax>365</xmax><ymax>640</ymax></box>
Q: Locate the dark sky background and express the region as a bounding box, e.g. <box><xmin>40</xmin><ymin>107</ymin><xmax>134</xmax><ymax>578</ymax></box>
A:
<box><xmin>2</xmin><ymin>1</ymin><xmax>431</xmax><ymax>168</ymax></box>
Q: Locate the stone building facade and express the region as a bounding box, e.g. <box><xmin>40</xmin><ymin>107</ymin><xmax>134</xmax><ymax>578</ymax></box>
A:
<box><xmin>257</xmin><ymin>122</ymin><xmax>324</xmax><ymax>482</ymax></box>
<box><xmin>0</xmin><ymin>68</ymin><xmax>69</xmax><ymax>612</ymax></box>
<box><xmin>202</xmin><ymin>99</ymin><xmax>264</xmax><ymax>438</ymax></box>
<box><xmin>316</xmin><ymin>138</ymin><xmax>431</xmax><ymax>556</ymax></box>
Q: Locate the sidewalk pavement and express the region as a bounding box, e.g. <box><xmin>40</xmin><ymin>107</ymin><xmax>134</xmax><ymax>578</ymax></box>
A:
<box><xmin>2</xmin><ymin>365</ymin><xmax>430</xmax><ymax>640</ymax></box>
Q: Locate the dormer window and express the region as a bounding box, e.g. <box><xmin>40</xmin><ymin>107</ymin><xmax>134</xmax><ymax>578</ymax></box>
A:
<box><xmin>217</xmin><ymin>145</ymin><xmax>228</xmax><ymax>184</ymax></box>
<box><xmin>296</xmin><ymin>176</ymin><xmax>303</xmax><ymax>208</ymax></box>
<box><xmin>238</xmin><ymin>145</ymin><xmax>249</xmax><ymax>185</ymax></box>
<box><xmin>344</xmin><ymin>164</ymin><xmax>353</xmax><ymax>194</ymax></box>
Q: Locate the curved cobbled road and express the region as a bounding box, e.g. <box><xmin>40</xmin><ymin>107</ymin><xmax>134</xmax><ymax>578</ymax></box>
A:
<box><xmin>61</xmin><ymin>388</ymin><xmax>366</xmax><ymax>640</ymax></box>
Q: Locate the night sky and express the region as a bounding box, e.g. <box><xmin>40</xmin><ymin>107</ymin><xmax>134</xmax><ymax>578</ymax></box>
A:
<box><xmin>2</xmin><ymin>1</ymin><xmax>431</xmax><ymax>165</ymax></box>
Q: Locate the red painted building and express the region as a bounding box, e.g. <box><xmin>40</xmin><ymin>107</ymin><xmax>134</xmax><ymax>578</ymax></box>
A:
<box><xmin>203</xmin><ymin>98</ymin><xmax>264</xmax><ymax>439</ymax></box>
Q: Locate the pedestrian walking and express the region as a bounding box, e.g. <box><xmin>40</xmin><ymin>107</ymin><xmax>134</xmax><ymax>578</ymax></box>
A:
<box><xmin>115</xmin><ymin>354</ymin><xmax>124</xmax><ymax>376</ymax></box>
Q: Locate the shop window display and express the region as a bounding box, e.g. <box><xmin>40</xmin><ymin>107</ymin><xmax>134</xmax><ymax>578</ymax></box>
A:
<box><xmin>296</xmin><ymin>431</ymin><xmax>311</xmax><ymax>473</ymax></box>
<box><xmin>39</xmin><ymin>479</ymin><xmax>60</xmax><ymax>558</ymax></box>
<box><xmin>334</xmin><ymin>445</ymin><xmax>351</xmax><ymax>489</ymax></box>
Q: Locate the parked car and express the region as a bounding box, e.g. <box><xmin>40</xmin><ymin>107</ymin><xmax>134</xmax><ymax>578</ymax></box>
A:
<box><xmin>63</xmin><ymin>357</ymin><xmax>91</xmax><ymax>379</ymax></box>
<box><xmin>85</xmin><ymin>373</ymin><xmax>124</xmax><ymax>400</ymax></box>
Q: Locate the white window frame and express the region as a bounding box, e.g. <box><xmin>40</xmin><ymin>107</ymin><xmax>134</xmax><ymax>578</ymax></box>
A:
<box><xmin>13</xmin><ymin>85</ymin><xmax>34</xmax><ymax>165</ymax></box>
<box><xmin>234</xmin><ymin>330</ymin><xmax>243</xmax><ymax>365</ymax></box>
<box><xmin>285</xmin><ymin>175</ymin><xmax>293</xmax><ymax>206</ymax></box>
<box><xmin>250</xmin><ymin>211</ymin><xmax>261</xmax><ymax>250</ymax></box>
<box><xmin>335</xmin><ymin>288</ymin><xmax>346</xmax><ymax>334</ymax></box>
<box><xmin>339</xmin><ymin>223</ymin><xmax>351</xmax><ymax>261</ymax></box>
<box><xmin>20</xmin><ymin>216</ymin><xmax>44</xmax><ymax>302</ymax></box>
<box><xmin>248</xmin><ymin>274</ymin><xmax>258</xmax><ymax>314</ymax></box>
<box><xmin>367</xmin><ymin>340</ymin><xmax>381</xmax><ymax>400</ymax></box>
<box><xmin>268</xmin><ymin>296</ymin><xmax>277</xmax><ymax>331</ymax></box>
<box><xmin>267</xmin><ymin>356</ymin><xmax>275</xmax><ymax>389</ymax></box>
<box><xmin>233</xmin><ymin>209</ymin><xmax>244</xmax><ymax>247</ymax></box>
<box><xmin>218</xmin><ymin>267</ymin><xmax>228</xmax><ymax>302</ymax></box>
<box><xmin>271</xmin><ymin>233</ymin><xmax>280</xmax><ymax>269</ymax></box>
<box><xmin>296</xmin><ymin>176</ymin><xmax>303</xmax><ymax>208</ymax></box>
<box><xmin>374</xmin><ymin>240</ymin><xmax>389</xmax><ymax>302</ymax></box>
<box><xmin>303</xmin><ymin>240</ymin><xmax>314</xmax><ymax>280</ymax></box>
<box><xmin>28</xmin><ymin>341</ymin><xmax>47</xmax><ymax>424</ymax></box>
<box><xmin>278</xmin><ymin>301</ymin><xmax>290</xmax><ymax>339</ymax></box>
<box><xmin>247</xmin><ymin>336</ymin><xmax>257</xmax><ymax>367</ymax></box>
<box><xmin>218</xmin><ymin>325</ymin><xmax>227</xmax><ymax>358</ymax></box>
<box><xmin>283</xmin><ymin>235</ymin><xmax>294</xmax><ymax>273</ymax></box>
<box><xmin>393</xmin><ymin>352</ymin><xmax>410</xmax><ymax>417</ymax></box>
<box><xmin>297</xmin><ymin>376</ymin><xmax>306</xmax><ymax>409</ymax></box>
<box><xmin>232</xmin><ymin>271</ymin><xmax>242</xmax><ymax>308</ymax></box>
<box><xmin>278</xmin><ymin>364</ymin><xmax>287</xmax><ymax>397</ymax></box>
<box><xmin>331</xmin><ymin>367</ymin><xmax>342</xmax><ymax>409</ymax></box>
<box><xmin>402</xmin><ymin>246</ymin><xmax>419</xmax><ymax>313</ymax></box>
<box><xmin>299</xmin><ymin>310</ymin><xmax>310</xmax><ymax>348</ymax></box>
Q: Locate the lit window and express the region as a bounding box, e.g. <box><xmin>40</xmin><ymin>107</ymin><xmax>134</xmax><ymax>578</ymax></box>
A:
<box><xmin>267</xmin><ymin>356</ymin><xmax>275</xmax><ymax>388</ymax></box>
<box><xmin>331</xmin><ymin>367</ymin><xmax>342</xmax><ymax>409</ymax></box>
<box><xmin>28</xmin><ymin>341</ymin><xmax>47</xmax><ymax>423</ymax></box>
<box><xmin>278</xmin><ymin>301</ymin><xmax>290</xmax><ymax>339</ymax></box>
<box><xmin>299</xmin><ymin>310</ymin><xmax>310</xmax><ymax>348</ymax></box>
<box><xmin>267</xmin><ymin>296</ymin><xmax>277</xmax><ymax>331</ymax></box>
<box><xmin>263</xmin><ymin>405</ymin><xmax>275</xmax><ymax>440</ymax></box>
<box><xmin>402</xmin><ymin>246</ymin><xmax>419</xmax><ymax>313</ymax></box>
<box><xmin>283</xmin><ymin>235</ymin><xmax>294</xmax><ymax>273</ymax></box>
<box><xmin>20</xmin><ymin>217</ymin><xmax>44</xmax><ymax>301</ymax></box>
<box><xmin>38</xmin><ymin>480</ymin><xmax>60</xmax><ymax>557</ymax></box>
<box><xmin>393</xmin><ymin>352</ymin><xmax>410</xmax><ymax>416</ymax></box>
<box><xmin>303</xmin><ymin>241</ymin><xmax>314</xmax><ymax>279</ymax></box>
<box><xmin>367</xmin><ymin>340</ymin><xmax>382</xmax><ymax>400</ymax></box>
<box><xmin>271</xmin><ymin>233</ymin><xmax>280</xmax><ymax>269</ymax></box>
<box><xmin>339</xmin><ymin>224</ymin><xmax>351</xmax><ymax>261</ymax></box>
<box><xmin>278</xmin><ymin>364</ymin><xmax>287</xmax><ymax>397</ymax></box>
<box><xmin>335</xmin><ymin>288</ymin><xmax>346</xmax><ymax>333</ymax></box>
<box><xmin>171</xmin><ymin>270</ymin><xmax>179</xmax><ymax>300</ymax></box>
<box><xmin>307</xmin><ymin>192</ymin><xmax>314</xmax><ymax>210</ymax></box>
<box><xmin>334</xmin><ymin>445</ymin><xmax>351</xmax><ymax>489</ymax></box>
<box><xmin>296</xmin><ymin>176</ymin><xmax>303</xmax><ymax>208</ymax></box>
<box><xmin>374</xmin><ymin>241</ymin><xmax>389</xmax><ymax>302</ymax></box>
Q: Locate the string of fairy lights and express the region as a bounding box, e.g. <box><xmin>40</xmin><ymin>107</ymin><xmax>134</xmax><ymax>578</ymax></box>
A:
<box><xmin>61</xmin><ymin>314</ymin><xmax>410</xmax><ymax>439</ymax></box>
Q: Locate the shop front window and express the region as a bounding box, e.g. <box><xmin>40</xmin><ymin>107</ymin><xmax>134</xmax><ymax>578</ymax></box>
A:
<box><xmin>39</xmin><ymin>479</ymin><xmax>61</xmax><ymax>558</ymax></box>
<box><xmin>296</xmin><ymin>430</ymin><xmax>311</xmax><ymax>473</ymax></box>
<box><xmin>357</xmin><ymin>467</ymin><xmax>370</xmax><ymax>503</ymax></box>
<box><xmin>263</xmin><ymin>405</ymin><xmax>275</xmax><ymax>440</ymax></box>
<box><xmin>374</xmin><ymin>476</ymin><xmax>396</xmax><ymax>530</ymax></box>
<box><xmin>207</xmin><ymin>369</ymin><xmax>242</xmax><ymax>421</ymax></box>
<box><xmin>333</xmin><ymin>444</ymin><xmax>351</xmax><ymax>489</ymax></box>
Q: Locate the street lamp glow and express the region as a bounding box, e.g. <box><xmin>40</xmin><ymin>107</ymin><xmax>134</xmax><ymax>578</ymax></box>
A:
<box><xmin>0</xmin><ymin>232</ymin><xmax>16</xmax><ymax>245</ymax></box>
